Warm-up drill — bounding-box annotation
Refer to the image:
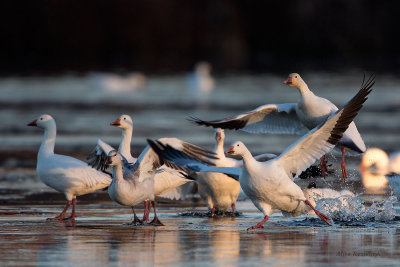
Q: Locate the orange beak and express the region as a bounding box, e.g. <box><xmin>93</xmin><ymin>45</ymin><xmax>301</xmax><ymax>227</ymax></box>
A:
<box><xmin>216</xmin><ymin>132</ymin><xmax>221</xmax><ymax>141</ymax></box>
<box><xmin>283</xmin><ymin>77</ymin><xmax>292</xmax><ymax>85</ymax></box>
<box><xmin>27</xmin><ymin>119</ymin><xmax>37</xmax><ymax>126</ymax></box>
<box><xmin>110</xmin><ymin>118</ymin><xmax>121</xmax><ymax>127</ymax></box>
<box><xmin>225</xmin><ymin>146</ymin><xmax>235</xmax><ymax>155</ymax></box>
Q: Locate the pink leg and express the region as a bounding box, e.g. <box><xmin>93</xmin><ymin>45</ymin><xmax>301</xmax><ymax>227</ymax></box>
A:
<box><xmin>247</xmin><ymin>215</ymin><xmax>269</xmax><ymax>231</ymax></box>
<box><xmin>231</xmin><ymin>203</ymin><xmax>236</xmax><ymax>214</ymax></box>
<box><xmin>64</xmin><ymin>198</ymin><xmax>77</xmax><ymax>220</ymax></box>
<box><xmin>47</xmin><ymin>200</ymin><xmax>72</xmax><ymax>220</ymax></box>
<box><xmin>320</xmin><ymin>155</ymin><xmax>328</xmax><ymax>178</ymax></box>
<box><xmin>305</xmin><ymin>200</ymin><xmax>331</xmax><ymax>225</ymax></box>
<box><xmin>210</xmin><ymin>207</ymin><xmax>215</xmax><ymax>216</ymax></box>
<box><xmin>142</xmin><ymin>201</ymin><xmax>149</xmax><ymax>222</ymax></box>
<box><xmin>341</xmin><ymin>147</ymin><xmax>347</xmax><ymax>179</ymax></box>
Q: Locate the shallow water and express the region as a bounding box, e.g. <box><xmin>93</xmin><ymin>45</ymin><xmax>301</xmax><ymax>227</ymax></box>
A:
<box><xmin>1</xmin><ymin>201</ymin><xmax>400</xmax><ymax>267</ymax></box>
<box><xmin>1</xmin><ymin>73</ymin><xmax>400</xmax><ymax>266</ymax></box>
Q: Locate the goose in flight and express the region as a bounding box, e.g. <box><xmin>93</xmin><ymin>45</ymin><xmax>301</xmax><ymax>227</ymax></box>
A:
<box><xmin>191</xmin><ymin>74</ymin><xmax>375</xmax><ymax>179</ymax></box>
<box><xmin>151</xmin><ymin>82</ymin><xmax>372</xmax><ymax>229</ymax></box>
<box><xmin>27</xmin><ymin>114</ymin><xmax>112</xmax><ymax>221</ymax></box>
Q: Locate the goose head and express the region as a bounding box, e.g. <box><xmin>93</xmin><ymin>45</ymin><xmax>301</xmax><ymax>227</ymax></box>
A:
<box><xmin>105</xmin><ymin>150</ymin><xmax>124</xmax><ymax>167</ymax></box>
<box><xmin>110</xmin><ymin>114</ymin><xmax>133</xmax><ymax>130</ymax></box>
<box><xmin>225</xmin><ymin>141</ymin><xmax>247</xmax><ymax>156</ymax></box>
<box><xmin>27</xmin><ymin>114</ymin><xmax>55</xmax><ymax>129</ymax></box>
<box><xmin>214</xmin><ymin>128</ymin><xmax>225</xmax><ymax>142</ymax></box>
<box><xmin>360</xmin><ymin>148</ymin><xmax>389</xmax><ymax>174</ymax></box>
<box><xmin>283</xmin><ymin>73</ymin><xmax>304</xmax><ymax>88</ymax></box>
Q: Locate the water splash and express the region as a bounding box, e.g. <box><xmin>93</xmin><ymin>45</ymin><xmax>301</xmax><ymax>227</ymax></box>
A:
<box><xmin>316</xmin><ymin>196</ymin><xmax>396</xmax><ymax>222</ymax></box>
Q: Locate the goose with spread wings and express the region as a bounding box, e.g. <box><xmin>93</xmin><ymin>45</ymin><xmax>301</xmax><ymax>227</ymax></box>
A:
<box><xmin>191</xmin><ymin>74</ymin><xmax>375</xmax><ymax>179</ymax></box>
<box><xmin>87</xmin><ymin>114</ymin><xmax>200</xmax><ymax>221</ymax></box>
<box><xmin>151</xmin><ymin>82</ymin><xmax>372</xmax><ymax>230</ymax></box>
<box><xmin>102</xmin><ymin>137</ymin><xmax>217</xmax><ymax>225</ymax></box>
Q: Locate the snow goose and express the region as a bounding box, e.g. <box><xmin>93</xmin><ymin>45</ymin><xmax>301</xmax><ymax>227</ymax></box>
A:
<box><xmin>360</xmin><ymin>148</ymin><xmax>400</xmax><ymax>175</ymax></box>
<box><xmin>27</xmin><ymin>114</ymin><xmax>112</xmax><ymax>220</ymax></box>
<box><xmin>198</xmin><ymin>128</ymin><xmax>276</xmax><ymax>214</ymax></box>
<box><xmin>359</xmin><ymin>148</ymin><xmax>400</xmax><ymax>195</ymax></box>
<box><xmin>191</xmin><ymin>74</ymin><xmax>375</xmax><ymax>179</ymax></box>
<box><xmin>153</xmin><ymin>83</ymin><xmax>372</xmax><ymax>230</ymax></box>
<box><xmin>88</xmin><ymin>114</ymin><xmax>198</xmax><ymax>220</ymax></box>
<box><xmin>197</xmin><ymin>128</ymin><xmax>242</xmax><ymax>214</ymax></box>
<box><xmin>103</xmin><ymin>138</ymin><xmax>217</xmax><ymax>225</ymax></box>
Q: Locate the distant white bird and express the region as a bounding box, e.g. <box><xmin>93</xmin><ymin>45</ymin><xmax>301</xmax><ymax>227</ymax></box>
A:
<box><xmin>360</xmin><ymin>148</ymin><xmax>400</xmax><ymax>175</ymax></box>
<box><xmin>153</xmin><ymin>82</ymin><xmax>372</xmax><ymax>230</ymax></box>
<box><xmin>90</xmin><ymin>72</ymin><xmax>146</xmax><ymax>92</ymax></box>
<box><xmin>95</xmin><ymin>137</ymin><xmax>217</xmax><ymax>225</ymax></box>
<box><xmin>27</xmin><ymin>114</ymin><xmax>112</xmax><ymax>221</ymax></box>
<box><xmin>359</xmin><ymin>148</ymin><xmax>400</xmax><ymax>194</ymax></box>
<box><xmin>191</xmin><ymin>74</ymin><xmax>374</xmax><ymax>179</ymax></box>
<box><xmin>187</xmin><ymin>62</ymin><xmax>215</xmax><ymax>104</ymax></box>
<box><xmin>88</xmin><ymin>114</ymin><xmax>197</xmax><ymax>221</ymax></box>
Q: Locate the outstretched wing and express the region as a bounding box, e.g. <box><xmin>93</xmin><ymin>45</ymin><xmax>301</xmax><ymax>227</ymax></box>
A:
<box><xmin>276</xmin><ymin>75</ymin><xmax>375</xmax><ymax>179</ymax></box>
<box><xmin>190</xmin><ymin>103</ymin><xmax>308</xmax><ymax>135</ymax></box>
<box><xmin>128</xmin><ymin>138</ymin><xmax>219</xmax><ymax>183</ymax></box>
<box><xmin>87</xmin><ymin>139</ymin><xmax>117</xmax><ymax>173</ymax></box>
<box><xmin>147</xmin><ymin>139</ymin><xmax>241</xmax><ymax>180</ymax></box>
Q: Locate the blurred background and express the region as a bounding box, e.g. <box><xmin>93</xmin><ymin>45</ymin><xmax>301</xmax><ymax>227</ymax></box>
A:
<box><xmin>1</xmin><ymin>0</ymin><xmax>400</xmax><ymax>200</ymax></box>
<box><xmin>1</xmin><ymin>0</ymin><xmax>400</xmax><ymax>74</ymax></box>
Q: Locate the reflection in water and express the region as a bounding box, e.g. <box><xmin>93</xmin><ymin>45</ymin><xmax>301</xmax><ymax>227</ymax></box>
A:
<box><xmin>1</xmin><ymin>215</ymin><xmax>399</xmax><ymax>266</ymax></box>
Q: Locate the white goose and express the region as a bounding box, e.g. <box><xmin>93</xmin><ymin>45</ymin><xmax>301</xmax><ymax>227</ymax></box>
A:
<box><xmin>104</xmin><ymin>138</ymin><xmax>217</xmax><ymax>225</ymax></box>
<box><xmin>197</xmin><ymin>128</ymin><xmax>241</xmax><ymax>214</ymax></box>
<box><xmin>198</xmin><ymin>128</ymin><xmax>276</xmax><ymax>214</ymax></box>
<box><xmin>89</xmin><ymin>114</ymin><xmax>197</xmax><ymax>221</ymax></box>
<box><xmin>359</xmin><ymin>148</ymin><xmax>400</xmax><ymax>195</ymax></box>
<box><xmin>192</xmin><ymin>74</ymin><xmax>374</xmax><ymax>179</ymax></box>
<box><xmin>152</xmin><ymin>82</ymin><xmax>373</xmax><ymax>230</ymax></box>
<box><xmin>27</xmin><ymin>114</ymin><xmax>112</xmax><ymax>220</ymax></box>
<box><xmin>360</xmin><ymin>148</ymin><xmax>400</xmax><ymax>175</ymax></box>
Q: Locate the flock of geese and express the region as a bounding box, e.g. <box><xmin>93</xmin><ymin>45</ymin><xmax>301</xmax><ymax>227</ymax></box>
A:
<box><xmin>27</xmin><ymin>73</ymin><xmax>399</xmax><ymax>231</ymax></box>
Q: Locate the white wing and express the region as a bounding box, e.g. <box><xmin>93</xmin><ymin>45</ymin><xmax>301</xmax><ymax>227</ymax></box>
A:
<box><xmin>155</xmin><ymin>168</ymin><xmax>195</xmax><ymax>200</ymax></box>
<box><xmin>276</xmin><ymin>77</ymin><xmax>374</xmax><ymax>179</ymax></box>
<box><xmin>49</xmin><ymin>154</ymin><xmax>112</xmax><ymax>188</ymax></box>
<box><xmin>191</xmin><ymin>103</ymin><xmax>308</xmax><ymax>135</ymax></box>
<box><xmin>147</xmin><ymin>139</ymin><xmax>241</xmax><ymax>180</ymax></box>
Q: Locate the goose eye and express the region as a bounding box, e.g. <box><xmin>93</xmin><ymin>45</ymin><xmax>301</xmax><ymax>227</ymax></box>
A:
<box><xmin>40</xmin><ymin>118</ymin><xmax>43</xmax><ymax>120</ymax></box>
<box><xmin>295</xmin><ymin>75</ymin><xmax>298</xmax><ymax>78</ymax></box>
<box><xmin>237</xmin><ymin>144</ymin><xmax>239</xmax><ymax>146</ymax></box>
<box><xmin>123</xmin><ymin>118</ymin><xmax>126</xmax><ymax>120</ymax></box>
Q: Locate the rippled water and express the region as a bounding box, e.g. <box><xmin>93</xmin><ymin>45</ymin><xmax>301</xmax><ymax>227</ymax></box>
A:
<box><xmin>1</xmin><ymin>73</ymin><xmax>400</xmax><ymax>266</ymax></box>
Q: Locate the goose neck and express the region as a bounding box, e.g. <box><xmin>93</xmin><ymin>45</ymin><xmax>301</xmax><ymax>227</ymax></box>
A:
<box><xmin>38</xmin><ymin>125</ymin><xmax>56</xmax><ymax>158</ymax></box>
<box><xmin>119</xmin><ymin>127</ymin><xmax>132</xmax><ymax>158</ymax></box>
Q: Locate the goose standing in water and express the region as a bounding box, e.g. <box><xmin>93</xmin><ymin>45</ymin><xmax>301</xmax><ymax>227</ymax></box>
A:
<box><xmin>197</xmin><ymin>129</ymin><xmax>241</xmax><ymax>214</ymax></box>
<box><xmin>98</xmin><ymin>138</ymin><xmax>217</xmax><ymax>225</ymax></box>
<box><xmin>88</xmin><ymin>114</ymin><xmax>198</xmax><ymax>221</ymax></box>
<box><xmin>27</xmin><ymin>114</ymin><xmax>112</xmax><ymax>220</ymax></box>
<box><xmin>192</xmin><ymin>74</ymin><xmax>374</xmax><ymax>179</ymax></box>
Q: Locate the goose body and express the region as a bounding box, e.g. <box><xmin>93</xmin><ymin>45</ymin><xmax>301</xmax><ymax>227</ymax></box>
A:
<box><xmin>28</xmin><ymin>114</ymin><xmax>111</xmax><ymax>220</ymax></box>
<box><xmin>192</xmin><ymin>74</ymin><xmax>373</xmax><ymax>178</ymax></box>
<box><xmin>197</xmin><ymin>129</ymin><xmax>241</xmax><ymax>213</ymax></box>
<box><xmin>156</xmin><ymin>81</ymin><xmax>372</xmax><ymax>230</ymax></box>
